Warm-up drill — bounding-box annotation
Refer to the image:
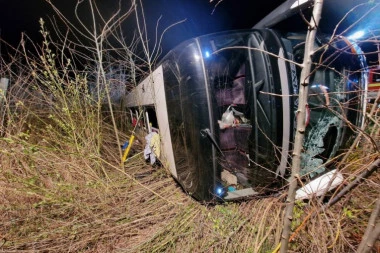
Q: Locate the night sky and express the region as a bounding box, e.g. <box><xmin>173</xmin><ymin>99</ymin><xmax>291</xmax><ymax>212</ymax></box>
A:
<box><xmin>0</xmin><ymin>0</ymin><xmax>285</xmax><ymax>50</ymax></box>
<box><xmin>0</xmin><ymin>0</ymin><xmax>379</xmax><ymax>63</ymax></box>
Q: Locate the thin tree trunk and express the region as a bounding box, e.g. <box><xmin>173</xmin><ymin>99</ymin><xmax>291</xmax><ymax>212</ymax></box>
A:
<box><xmin>357</xmin><ymin>198</ymin><xmax>380</xmax><ymax>253</ymax></box>
<box><xmin>279</xmin><ymin>1</ymin><xmax>324</xmax><ymax>252</ymax></box>
<box><xmin>0</xmin><ymin>77</ymin><xmax>9</xmax><ymax>136</ymax></box>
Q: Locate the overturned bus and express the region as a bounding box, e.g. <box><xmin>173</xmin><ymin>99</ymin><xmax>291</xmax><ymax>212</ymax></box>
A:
<box><xmin>125</xmin><ymin>28</ymin><xmax>367</xmax><ymax>201</ymax></box>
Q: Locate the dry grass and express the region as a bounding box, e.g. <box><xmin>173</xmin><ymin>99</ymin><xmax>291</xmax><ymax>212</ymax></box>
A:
<box><xmin>0</xmin><ymin>141</ymin><xmax>379</xmax><ymax>250</ymax></box>
<box><xmin>0</xmin><ymin>9</ymin><xmax>379</xmax><ymax>253</ymax></box>
<box><xmin>0</xmin><ymin>95</ymin><xmax>378</xmax><ymax>252</ymax></box>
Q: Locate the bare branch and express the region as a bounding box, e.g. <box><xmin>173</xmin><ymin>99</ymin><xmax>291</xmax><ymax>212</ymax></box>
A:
<box><xmin>357</xmin><ymin>198</ymin><xmax>380</xmax><ymax>253</ymax></box>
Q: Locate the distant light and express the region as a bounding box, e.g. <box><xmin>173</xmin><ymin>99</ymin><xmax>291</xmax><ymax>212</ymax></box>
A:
<box><xmin>204</xmin><ymin>50</ymin><xmax>210</xmax><ymax>58</ymax></box>
<box><xmin>290</xmin><ymin>0</ymin><xmax>310</xmax><ymax>9</ymax></box>
<box><xmin>347</xmin><ymin>30</ymin><xmax>365</xmax><ymax>40</ymax></box>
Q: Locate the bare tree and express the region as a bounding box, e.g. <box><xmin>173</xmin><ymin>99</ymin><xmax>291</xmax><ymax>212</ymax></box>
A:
<box><xmin>280</xmin><ymin>0</ymin><xmax>324</xmax><ymax>252</ymax></box>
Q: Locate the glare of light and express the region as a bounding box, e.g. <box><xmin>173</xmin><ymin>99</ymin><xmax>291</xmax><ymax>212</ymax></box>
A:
<box><xmin>311</xmin><ymin>84</ymin><xmax>329</xmax><ymax>90</ymax></box>
<box><xmin>194</xmin><ymin>54</ymin><xmax>201</xmax><ymax>60</ymax></box>
<box><xmin>290</xmin><ymin>0</ymin><xmax>310</xmax><ymax>9</ymax></box>
<box><xmin>204</xmin><ymin>51</ymin><xmax>210</xmax><ymax>58</ymax></box>
<box><xmin>347</xmin><ymin>30</ymin><xmax>365</xmax><ymax>41</ymax></box>
<box><xmin>216</xmin><ymin>187</ymin><xmax>224</xmax><ymax>196</ymax></box>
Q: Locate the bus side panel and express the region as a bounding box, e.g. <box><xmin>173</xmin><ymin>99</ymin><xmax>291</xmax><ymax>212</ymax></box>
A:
<box><xmin>152</xmin><ymin>66</ymin><xmax>177</xmax><ymax>178</ymax></box>
<box><xmin>125</xmin><ymin>72</ymin><xmax>155</xmax><ymax>107</ymax></box>
<box><xmin>125</xmin><ymin>66</ymin><xmax>178</xmax><ymax>178</ymax></box>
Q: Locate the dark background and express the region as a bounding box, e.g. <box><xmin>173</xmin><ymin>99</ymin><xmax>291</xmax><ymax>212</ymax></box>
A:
<box><xmin>0</xmin><ymin>0</ymin><xmax>379</xmax><ymax>64</ymax></box>
<box><xmin>0</xmin><ymin>0</ymin><xmax>285</xmax><ymax>47</ymax></box>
